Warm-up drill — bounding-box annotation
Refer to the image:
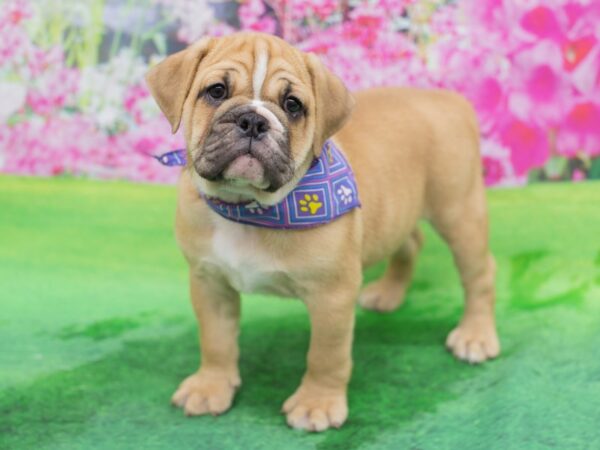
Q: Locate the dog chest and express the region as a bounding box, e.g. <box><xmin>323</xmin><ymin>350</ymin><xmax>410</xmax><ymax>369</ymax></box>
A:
<box><xmin>203</xmin><ymin>222</ymin><xmax>296</xmax><ymax>297</ymax></box>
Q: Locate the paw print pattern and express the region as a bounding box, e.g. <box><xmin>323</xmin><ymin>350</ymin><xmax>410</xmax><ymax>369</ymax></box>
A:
<box><xmin>244</xmin><ymin>201</ymin><xmax>265</xmax><ymax>214</ymax></box>
<box><xmin>299</xmin><ymin>194</ymin><xmax>323</xmax><ymax>215</ymax></box>
<box><xmin>336</xmin><ymin>185</ymin><xmax>353</xmax><ymax>205</ymax></box>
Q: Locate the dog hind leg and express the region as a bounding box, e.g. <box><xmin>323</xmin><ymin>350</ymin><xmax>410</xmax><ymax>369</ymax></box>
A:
<box><xmin>359</xmin><ymin>228</ymin><xmax>423</xmax><ymax>312</ymax></box>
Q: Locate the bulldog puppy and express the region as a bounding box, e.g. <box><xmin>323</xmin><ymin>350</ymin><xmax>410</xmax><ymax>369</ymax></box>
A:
<box><xmin>146</xmin><ymin>32</ymin><xmax>499</xmax><ymax>432</ymax></box>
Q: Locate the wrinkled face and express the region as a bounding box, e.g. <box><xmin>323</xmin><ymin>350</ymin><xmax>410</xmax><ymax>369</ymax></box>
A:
<box><xmin>146</xmin><ymin>33</ymin><xmax>353</xmax><ymax>205</ymax></box>
<box><xmin>186</xmin><ymin>37</ymin><xmax>315</xmax><ymax>202</ymax></box>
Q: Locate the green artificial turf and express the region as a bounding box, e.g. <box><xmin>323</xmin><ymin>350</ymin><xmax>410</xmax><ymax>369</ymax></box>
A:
<box><xmin>1</xmin><ymin>175</ymin><xmax>599</xmax><ymax>450</ymax></box>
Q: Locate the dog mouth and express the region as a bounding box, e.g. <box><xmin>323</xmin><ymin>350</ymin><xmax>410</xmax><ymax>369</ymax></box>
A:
<box><xmin>194</xmin><ymin>104</ymin><xmax>293</xmax><ymax>193</ymax></box>
<box><xmin>222</xmin><ymin>154</ymin><xmax>268</xmax><ymax>188</ymax></box>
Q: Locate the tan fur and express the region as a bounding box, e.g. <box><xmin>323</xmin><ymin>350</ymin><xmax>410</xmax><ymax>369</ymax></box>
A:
<box><xmin>146</xmin><ymin>33</ymin><xmax>500</xmax><ymax>432</ymax></box>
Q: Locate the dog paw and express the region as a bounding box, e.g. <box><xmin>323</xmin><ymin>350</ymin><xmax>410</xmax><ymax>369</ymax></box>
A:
<box><xmin>282</xmin><ymin>385</ymin><xmax>348</xmax><ymax>432</ymax></box>
<box><xmin>446</xmin><ymin>318</ymin><xmax>500</xmax><ymax>364</ymax></box>
<box><xmin>171</xmin><ymin>370</ymin><xmax>240</xmax><ymax>416</ymax></box>
<box><xmin>358</xmin><ymin>280</ymin><xmax>406</xmax><ymax>312</ymax></box>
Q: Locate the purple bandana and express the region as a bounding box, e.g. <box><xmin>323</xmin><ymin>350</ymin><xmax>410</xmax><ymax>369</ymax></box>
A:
<box><xmin>155</xmin><ymin>140</ymin><xmax>361</xmax><ymax>229</ymax></box>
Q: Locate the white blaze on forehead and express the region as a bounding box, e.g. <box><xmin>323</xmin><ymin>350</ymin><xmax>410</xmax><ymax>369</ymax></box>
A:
<box><xmin>252</xmin><ymin>47</ymin><xmax>269</xmax><ymax>100</ymax></box>
<box><xmin>251</xmin><ymin>44</ymin><xmax>284</xmax><ymax>133</ymax></box>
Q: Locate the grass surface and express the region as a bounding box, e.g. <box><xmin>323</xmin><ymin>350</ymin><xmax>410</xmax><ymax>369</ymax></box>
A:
<box><xmin>1</xmin><ymin>175</ymin><xmax>599</xmax><ymax>450</ymax></box>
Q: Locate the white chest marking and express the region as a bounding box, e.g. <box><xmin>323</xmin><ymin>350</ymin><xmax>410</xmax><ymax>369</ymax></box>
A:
<box><xmin>252</xmin><ymin>49</ymin><xmax>268</xmax><ymax>100</ymax></box>
<box><xmin>206</xmin><ymin>220</ymin><xmax>293</xmax><ymax>296</ymax></box>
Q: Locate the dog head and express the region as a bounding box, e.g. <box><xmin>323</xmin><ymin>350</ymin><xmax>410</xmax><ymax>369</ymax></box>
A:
<box><xmin>145</xmin><ymin>33</ymin><xmax>354</xmax><ymax>205</ymax></box>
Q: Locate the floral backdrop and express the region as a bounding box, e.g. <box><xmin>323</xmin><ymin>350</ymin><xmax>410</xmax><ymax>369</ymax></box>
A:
<box><xmin>1</xmin><ymin>0</ymin><xmax>599</xmax><ymax>185</ymax></box>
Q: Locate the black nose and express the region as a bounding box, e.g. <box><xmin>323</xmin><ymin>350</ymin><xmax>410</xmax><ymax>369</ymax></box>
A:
<box><xmin>236</xmin><ymin>112</ymin><xmax>269</xmax><ymax>139</ymax></box>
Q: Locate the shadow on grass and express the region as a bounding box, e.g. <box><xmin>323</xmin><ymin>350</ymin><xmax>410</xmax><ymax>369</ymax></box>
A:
<box><xmin>1</xmin><ymin>306</ymin><xmax>480</xmax><ymax>450</ymax></box>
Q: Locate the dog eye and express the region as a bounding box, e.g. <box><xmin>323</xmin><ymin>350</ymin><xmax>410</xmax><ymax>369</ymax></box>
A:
<box><xmin>206</xmin><ymin>83</ymin><xmax>227</xmax><ymax>101</ymax></box>
<box><xmin>283</xmin><ymin>96</ymin><xmax>303</xmax><ymax>115</ymax></box>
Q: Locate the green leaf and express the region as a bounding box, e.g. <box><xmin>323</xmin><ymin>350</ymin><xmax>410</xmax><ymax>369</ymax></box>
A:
<box><xmin>151</xmin><ymin>34</ymin><xmax>167</xmax><ymax>56</ymax></box>
<box><xmin>589</xmin><ymin>157</ymin><xmax>600</xmax><ymax>179</ymax></box>
<box><xmin>527</xmin><ymin>168</ymin><xmax>543</xmax><ymax>183</ymax></box>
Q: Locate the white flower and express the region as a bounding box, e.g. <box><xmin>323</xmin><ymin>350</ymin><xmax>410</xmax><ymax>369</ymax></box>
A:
<box><xmin>78</xmin><ymin>49</ymin><xmax>150</xmax><ymax>131</ymax></box>
<box><xmin>0</xmin><ymin>82</ymin><xmax>26</xmax><ymax>123</ymax></box>
<box><xmin>155</xmin><ymin>0</ymin><xmax>215</xmax><ymax>43</ymax></box>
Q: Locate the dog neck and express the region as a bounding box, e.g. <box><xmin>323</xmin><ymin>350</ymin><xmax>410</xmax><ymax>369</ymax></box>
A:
<box><xmin>155</xmin><ymin>140</ymin><xmax>361</xmax><ymax>230</ymax></box>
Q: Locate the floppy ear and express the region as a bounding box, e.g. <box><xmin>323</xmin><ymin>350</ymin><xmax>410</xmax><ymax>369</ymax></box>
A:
<box><xmin>304</xmin><ymin>53</ymin><xmax>355</xmax><ymax>155</ymax></box>
<box><xmin>145</xmin><ymin>38</ymin><xmax>212</xmax><ymax>134</ymax></box>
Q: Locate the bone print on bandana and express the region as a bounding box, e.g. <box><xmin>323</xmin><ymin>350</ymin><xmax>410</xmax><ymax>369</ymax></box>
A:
<box><xmin>154</xmin><ymin>140</ymin><xmax>361</xmax><ymax>229</ymax></box>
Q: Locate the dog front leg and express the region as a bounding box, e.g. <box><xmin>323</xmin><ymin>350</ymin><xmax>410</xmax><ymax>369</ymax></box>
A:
<box><xmin>283</xmin><ymin>279</ymin><xmax>360</xmax><ymax>432</ymax></box>
<box><xmin>171</xmin><ymin>270</ymin><xmax>241</xmax><ymax>416</ymax></box>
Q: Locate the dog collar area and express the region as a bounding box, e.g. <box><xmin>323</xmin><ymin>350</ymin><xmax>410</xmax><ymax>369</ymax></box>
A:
<box><xmin>154</xmin><ymin>140</ymin><xmax>361</xmax><ymax>229</ymax></box>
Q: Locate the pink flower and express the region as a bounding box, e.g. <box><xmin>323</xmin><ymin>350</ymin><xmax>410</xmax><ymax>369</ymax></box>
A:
<box><xmin>468</xmin><ymin>76</ymin><xmax>506</xmax><ymax>134</ymax></box>
<box><xmin>507</xmin><ymin>64</ymin><xmax>570</xmax><ymax>127</ymax></box>
<box><xmin>239</xmin><ymin>0</ymin><xmax>276</xmax><ymax>34</ymax></box>
<box><xmin>375</xmin><ymin>0</ymin><xmax>414</xmax><ymax>16</ymax></box>
<box><xmin>500</xmin><ymin>119</ymin><xmax>549</xmax><ymax>176</ymax></box>
<box><xmin>0</xmin><ymin>23</ymin><xmax>29</xmax><ymax>64</ymax></box>
<box><xmin>124</xmin><ymin>84</ymin><xmax>150</xmax><ymax>124</ymax></box>
<box><xmin>1</xmin><ymin>112</ymin><xmax>185</xmax><ymax>183</ymax></box>
<box><xmin>520</xmin><ymin>6</ymin><xmax>563</xmax><ymax>42</ymax></box>
<box><xmin>572</xmin><ymin>169</ymin><xmax>585</xmax><ymax>182</ymax></box>
<box><xmin>465</xmin><ymin>0</ymin><xmax>505</xmax><ymax>28</ymax></box>
<box><xmin>0</xmin><ymin>0</ymin><xmax>34</xmax><ymax>65</ymax></box>
<box><xmin>26</xmin><ymin>67</ymin><xmax>79</xmax><ymax>115</ymax></box>
<box><xmin>482</xmin><ymin>156</ymin><xmax>505</xmax><ymax>186</ymax></box>
<box><xmin>297</xmin><ymin>0</ymin><xmax>339</xmax><ymax>21</ymax></box>
<box><xmin>0</xmin><ymin>0</ymin><xmax>32</xmax><ymax>25</ymax></box>
<box><xmin>562</xmin><ymin>35</ymin><xmax>596</xmax><ymax>72</ymax></box>
<box><xmin>345</xmin><ymin>7</ymin><xmax>386</xmax><ymax>47</ymax></box>
<box><xmin>502</xmin><ymin>37</ymin><xmax>570</xmax><ymax>126</ymax></box>
<box><xmin>556</xmin><ymin>101</ymin><xmax>600</xmax><ymax>157</ymax></box>
<box><xmin>474</xmin><ymin>78</ymin><xmax>503</xmax><ymax>113</ymax></box>
<box><xmin>25</xmin><ymin>46</ymin><xmax>64</xmax><ymax>77</ymax></box>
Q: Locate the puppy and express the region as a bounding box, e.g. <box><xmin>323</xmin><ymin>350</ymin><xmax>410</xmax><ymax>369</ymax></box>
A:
<box><xmin>146</xmin><ymin>32</ymin><xmax>499</xmax><ymax>432</ymax></box>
